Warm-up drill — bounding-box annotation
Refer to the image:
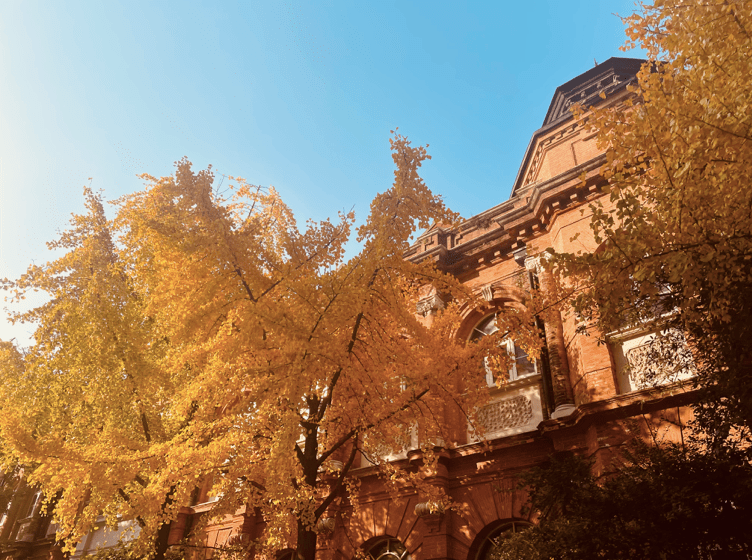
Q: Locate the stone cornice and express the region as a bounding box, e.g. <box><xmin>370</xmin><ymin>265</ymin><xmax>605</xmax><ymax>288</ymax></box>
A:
<box><xmin>537</xmin><ymin>379</ymin><xmax>698</xmax><ymax>435</ymax></box>
<box><xmin>405</xmin><ymin>154</ymin><xmax>607</xmax><ymax>273</ymax></box>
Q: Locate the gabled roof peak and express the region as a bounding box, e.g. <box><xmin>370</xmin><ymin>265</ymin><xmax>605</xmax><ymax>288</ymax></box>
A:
<box><xmin>510</xmin><ymin>57</ymin><xmax>645</xmax><ymax>197</ymax></box>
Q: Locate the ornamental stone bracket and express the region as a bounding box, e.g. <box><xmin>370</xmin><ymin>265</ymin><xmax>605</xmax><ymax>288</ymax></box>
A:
<box><xmin>414</xmin><ymin>500</ymin><xmax>445</xmax><ymax>519</ymax></box>
<box><xmin>481</xmin><ymin>285</ymin><xmax>494</xmax><ymax>302</ymax></box>
<box><xmin>551</xmin><ymin>404</ymin><xmax>577</xmax><ymax>419</ymax></box>
<box><xmin>524</xmin><ymin>254</ymin><xmax>541</xmax><ymax>272</ymax></box>
<box><xmin>416</xmin><ymin>293</ymin><xmax>445</xmax><ymax>317</ymax></box>
<box><xmin>415</xmin><ymin>501</ymin><xmax>448</xmax><ymax>559</ymax></box>
<box><xmin>322</xmin><ymin>459</ymin><xmax>343</xmax><ymax>473</ymax></box>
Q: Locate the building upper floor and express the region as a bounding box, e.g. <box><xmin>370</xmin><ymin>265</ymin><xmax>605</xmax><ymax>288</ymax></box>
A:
<box><xmin>399</xmin><ymin>57</ymin><xmax>691</xmax><ymax>449</ymax></box>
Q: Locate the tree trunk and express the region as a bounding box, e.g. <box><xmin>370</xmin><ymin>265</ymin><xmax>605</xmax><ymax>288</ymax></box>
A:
<box><xmin>153</xmin><ymin>520</ymin><xmax>172</xmax><ymax>560</ymax></box>
<box><xmin>153</xmin><ymin>488</ymin><xmax>177</xmax><ymax>560</ymax></box>
<box><xmin>296</xmin><ymin>521</ymin><xmax>318</xmax><ymax>560</ymax></box>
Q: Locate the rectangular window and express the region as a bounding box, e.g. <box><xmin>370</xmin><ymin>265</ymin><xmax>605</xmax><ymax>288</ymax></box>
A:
<box><xmin>485</xmin><ymin>340</ymin><xmax>538</xmax><ymax>387</ymax></box>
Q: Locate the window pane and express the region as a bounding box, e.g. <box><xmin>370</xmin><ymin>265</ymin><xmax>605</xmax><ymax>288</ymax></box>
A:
<box><xmin>514</xmin><ymin>345</ymin><xmax>536</xmax><ymax>377</ymax></box>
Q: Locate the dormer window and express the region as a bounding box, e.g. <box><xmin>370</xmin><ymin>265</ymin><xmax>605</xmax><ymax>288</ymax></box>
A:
<box><xmin>470</xmin><ymin>314</ymin><xmax>537</xmax><ymax>387</ymax></box>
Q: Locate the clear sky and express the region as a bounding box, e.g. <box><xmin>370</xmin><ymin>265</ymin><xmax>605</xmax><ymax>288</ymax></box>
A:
<box><xmin>0</xmin><ymin>0</ymin><xmax>645</xmax><ymax>346</ymax></box>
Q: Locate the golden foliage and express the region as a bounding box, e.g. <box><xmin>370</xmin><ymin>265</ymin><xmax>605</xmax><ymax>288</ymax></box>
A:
<box><xmin>0</xmin><ymin>135</ymin><xmax>533</xmax><ymax>559</ymax></box>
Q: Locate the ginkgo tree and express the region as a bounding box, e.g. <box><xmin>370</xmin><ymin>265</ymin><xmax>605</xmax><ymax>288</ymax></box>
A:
<box><xmin>0</xmin><ymin>135</ymin><xmax>539</xmax><ymax>560</ymax></box>
<box><xmin>551</xmin><ymin>0</ymin><xmax>752</xmax><ymax>440</ymax></box>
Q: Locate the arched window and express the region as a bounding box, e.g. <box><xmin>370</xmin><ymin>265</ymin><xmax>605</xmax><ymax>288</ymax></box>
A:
<box><xmin>364</xmin><ymin>537</ymin><xmax>412</xmax><ymax>560</ymax></box>
<box><xmin>473</xmin><ymin>520</ymin><xmax>533</xmax><ymax>560</ymax></box>
<box><xmin>470</xmin><ymin>314</ymin><xmax>537</xmax><ymax>386</ymax></box>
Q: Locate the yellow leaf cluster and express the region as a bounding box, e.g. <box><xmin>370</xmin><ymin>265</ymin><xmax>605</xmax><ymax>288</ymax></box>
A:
<box><xmin>0</xmin><ymin>136</ymin><xmax>496</xmax><ymax>559</ymax></box>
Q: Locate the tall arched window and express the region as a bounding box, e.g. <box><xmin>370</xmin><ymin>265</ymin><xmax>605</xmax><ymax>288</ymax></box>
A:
<box><xmin>364</xmin><ymin>537</ymin><xmax>412</xmax><ymax>560</ymax></box>
<box><xmin>470</xmin><ymin>314</ymin><xmax>537</xmax><ymax>386</ymax></box>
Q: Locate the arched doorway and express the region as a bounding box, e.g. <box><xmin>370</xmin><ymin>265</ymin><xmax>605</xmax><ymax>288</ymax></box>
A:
<box><xmin>470</xmin><ymin>520</ymin><xmax>533</xmax><ymax>560</ymax></box>
<box><xmin>363</xmin><ymin>537</ymin><xmax>412</xmax><ymax>560</ymax></box>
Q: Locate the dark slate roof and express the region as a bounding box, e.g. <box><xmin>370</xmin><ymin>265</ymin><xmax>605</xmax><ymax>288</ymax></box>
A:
<box><xmin>542</xmin><ymin>57</ymin><xmax>645</xmax><ymax>127</ymax></box>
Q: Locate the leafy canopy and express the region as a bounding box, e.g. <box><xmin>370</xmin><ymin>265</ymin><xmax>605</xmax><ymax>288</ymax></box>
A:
<box><xmin>0</xmin><ymin>135</ymin><xmax>534</xmax><ymax>560</ymax></box>
<box><xmin>517</xmin><ymin>2</ymin><xmax>752</xmax><ymax>558</ymax></box>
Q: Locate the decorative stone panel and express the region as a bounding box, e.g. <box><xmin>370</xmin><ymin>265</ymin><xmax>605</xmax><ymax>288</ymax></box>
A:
<box><xmin>468</xmin><ymin>379</ymin><xmax>544</xmax><ymax>442</ymax></box>
<box><xmin>611</xmin><ymin>328</ymin><xmax>694</xmax><ymax>393</ymax></box>
<box><xmin>477</xmin><ymin>395</ymin><xmax>533</xmax><ymax>433</ymax></box>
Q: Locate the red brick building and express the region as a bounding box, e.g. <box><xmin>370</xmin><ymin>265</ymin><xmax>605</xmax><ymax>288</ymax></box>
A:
<box><xmin>196</xmin><ymin>56</ymin><xmax>692</xmax><ymax>560</ymax></box>
<box><xmin>0</xmin><ymin>57</ymin><xmax>694</xmax><ymax>560</ymax></box>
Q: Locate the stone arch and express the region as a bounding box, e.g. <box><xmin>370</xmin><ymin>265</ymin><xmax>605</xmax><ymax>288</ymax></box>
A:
<box><xmin>466</xmin><ymin>518</ymin><xmax>534</xmax><ymax>560</ymax></box>
<box><xmin>455</xmin><ymin>283</ymin><xmax>531</xmax><ymax>342</ymax></box>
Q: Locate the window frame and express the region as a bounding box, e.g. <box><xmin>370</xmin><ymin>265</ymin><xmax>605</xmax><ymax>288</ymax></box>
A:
<box><xmin>470</xmin><ymin>520</ymin><xmax>534</xmax><ymax>560</ymax></box>
<box><xmin>609</xmin><ymin>325</ymin><xmax>694</xmax><ymax>393</ymax></box>
<box><xmin>363</xmin><ymin>537</ymin><xmax>412</xmax><ymax>560</ymax></box>
<box><xmin>469</xmin><ymin>313</ymin><xmax>538</xmax><ymax>387</ymax></box>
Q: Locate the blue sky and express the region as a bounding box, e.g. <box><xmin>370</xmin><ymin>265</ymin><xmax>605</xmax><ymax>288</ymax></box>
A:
<box><xmin>0</xmin><ymin>0</ymin><xmax>644</xmax><ymax>345</ymax></box>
